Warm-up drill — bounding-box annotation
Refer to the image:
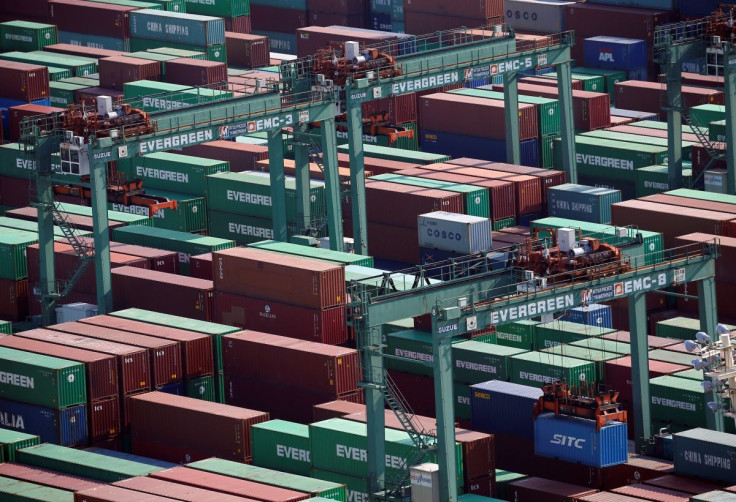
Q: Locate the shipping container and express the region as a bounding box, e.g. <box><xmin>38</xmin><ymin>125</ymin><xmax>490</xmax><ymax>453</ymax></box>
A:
<box><xmin>0</xmin><ymin>51</ymin><xmax>97</xmax><ymax>77</ymax></box>
<box><xmin>165</xmin><ymin>58</ymin><xmax>227</xmax><ymax>87</ymax></box>
<box><xmin>74</xmin><ymin>484</ymin><xmax>184</xmax><ymax>501</ymax></box>
<box><xmin>113</xmin><ymin>476</ymin><xmax>251</xmax><ymax>501</ymax></box>
<box><xmin>539</xmin><ymin>345</ymin><xmax>620</xmax><ymax>383</ymax></box>
<box><xmin>611</xmin><ymin>484</ymin><xmax>693</xmax><ymax>501</ymax></box>
<box><xmin>417</xmin><ymin>212</ymin><xmax>492</xmax><ymax>254</ymax></box>
<box><xmin>420</xmin><ymin>130</ymin><xmax>540</xmax><ymax>168</ymax></box>
<box><xmin>534</xmin><ymin>321</ymin><xmax>616</xmax><ymax>350</ymax></box>
<box><xmin>0</xmin><ymin>475</ymin><xmax>73</xmax><ymax>501</ymax></box>
<box><xmin>582</xmin><ymin>130</ymin><xmax>695</xmax><ymax>160</ymax></box>
<box><xmin>470</xmin><ymin>380</ymin><xmax>542</xmax><ymax>439</ymax></box>
<box><xmin>547</xmin><ymin>184</ymin><xmax>621</xmax><ymax>224</ymax></box>
<box><xmin>130</xmin><ymin>37</ymin><xmax>227</xmax><ymax>62</ymax></box>
<box><xmin>225</xmin><ymin>33</ymin><xmax>269</xmax><ymax>68</ymax></box>
<box><xmin>223</xmin><ymin>331</ymin><xmax>358</xmax><ymax>396</ymax></box>
<box><xmin>583</xmin><ymin>36</ymin><xmax>647</xmax><ymax>70</ymax></box>
<box><xmin>45</xmin><ymin>44</ymin><xmax>124</xmax><ymax>60</ymax></box>
<box><xmin>672</xmin><ymin>428</ymin><xmax>736</xmax><ymax>484</ymax></box>
<box><xmin>0</xmin><ymin>428</ymin><xmax>40</xmax><ymax>462</ymax></box>
<box><xmin>48</xmin><ymin>0</ymin><xmax>134</xmax><ymax>39</ymax></box>
<box><xmin>503</xmin><ymin>0</ymin><xmax>574</xmax><ymax>33</ymax></box>
<box><xmin>510</xmin><ymin>351</ymin><xmax>597</xmax><ymax>387</ymax></box>
<box><xmin>249</xmin><ymin>240</ymin><xmax>372</xmax><ymax>268</ymax></box>
<box><xmin>614</xmin><ymin>81</ymin><xmax>724</xmax><ymax>120</ymax></box>
<box><xmin>507</xmin><ymin>476</ymin><xmax>598</xmax><ymax>501</ymax></box>
<box><xmin>691</xmin><ymin>492</ymin><xmax>736</xmax><ymax>502</ymax></box>
<box><xmin>180</xmin><ymin>141</ymin><xmax>268</xmax><ymax>172</ymax></box>
<box><xmin>250</xmin><ymin>420</ymin><xmax>313</xmax><ymax>476</ymax></box>
<box><xmin>130</xmin><ymin>9</ymin><xmax>226</xmax><ymax>46</ymax></box>
<box><xmin>337</xmin><ymin>144</ymin><xmax>449</xmax><ymax>165</ymax></box>
<box><xmin>117</xmin><ymin>152</ymin><xmax>229</xmax><ymax>196</ymax></box>
<box><xmin>0</xmin><ymin>278</ymin><xmax>29</xmax><ymax>322</ymax></box>
<box><xmin>635</xmin><ymin>165</ymin><xmax>693</xmax><ymax>198</ymax></box>
<box><xmin>649</xmin><ymin>375</ymin><xmax>707</xmax><ymax>428</ymax></box>
<box><xmin>534</xmin><ymin>414</ymin><xmax>627</xmax><ymax>467</ymax></box>
<box><xmin>14</xmin><ymin>328</ymin><xmax>150</xmax><ymax>396</ymax></box>
<box><xmin>0</xmin><ymin>398</ymin><xmax>87</xmax><ymax>447</ymax></box>
<box><xmin>0</xmin><ymin>463</ymin><xmax>104</xmax><ymax>492</ymax></box>
<box><xmin>0</xmin><ymin>62</ymin><xmax>50</xmax><ymax>102</ymax></box>
<box><xmin>97</xmin><ymin>56</ymin><xmax>161</xmax><ymax>90</ymax></box>
<box><xmin>0</xmin><ymin>21</ymin><xmax>57</xmax><ymax>52</ymax></box>
<box><xmin>366</xmin><ymin>179</ymin><xmax>465</xmax><ymax>228</ymax></box>
<box><xmin>0</xmin><ymin>232</ymin><xmax>38</xmax><ymax>280</ymax></box>
<box><xmin>130</xmin><ymin>392</ymin><xmax>269</xmax><ymax>463</ymax></box>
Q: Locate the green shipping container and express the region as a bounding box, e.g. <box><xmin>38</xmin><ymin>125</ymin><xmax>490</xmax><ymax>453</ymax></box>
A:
<box><xmin>188</xmin><ymin>458</ymin><xmax>347</xmax><ymax>501</ymax></box>
<box><xmin>108</xmin><ymin>190</ymin><xmax>207</xmax><ymax>233</ymax></box>
<box><xmin>509</xmin><ymin>351</ymin><xmax>596</xmax><ymax>386</ymax></box>
<box><xmin>49</xmin><ymin>81</ymin><xmax>86</xmax><ymax>106</ymax></box>
<box><xmin>337</xmin><ymin>144</ymin><xmax>450</xmax><ymax>164</ymax></box>
<box><xmin>450</xmin><ymin>88</ymin><xmax>560</xmax><ymax>137</ymax></box>
<box><xmin>87</xmin><ymin>0</ymin><xmax>163</xmax><ymax>9</ymax></box>
<box><xmin>56</xmin><ymin>202</ymin><xmax>153</xmax><ymax>227</ymax></box>
<box><xmin>0</xmin><ymin>143</ymin><xmax>39</xmax><ymax>180</ymax></box>
<box><xmin>140</xmin><ymin>0</ymin><xmax>186</xmax><ymax>11</ymax></box>
<box><xmin>370</xmin><ymin>174</ymin><xmax>490</xmax><ymax>218</ymax></box>
<box><xmin>534</xmin><ymin>320</ymin><xmax>616</xmax><ymax>350</ymax></box>
<box><xmin>147</xmin><ymin>47</ymin><xmax>207</xmax><ymax>60</ymax></box>
<box><xmin>185</xmin><ymin>374</ymin><xmax>216</xmax><ymax>402</ymax></box>
<box><xmin>0</xmin><ymin>231</ymin><xmax>38</xmax><ymax>279</ymax></box>
<box><xmin>540</xmin><ymin>134</ymin><xmax>558</xmax><ymax>169</ymax></box>
<box><xmin>251</xmin><ymin>420</ymin><xmax>313</xmax><ymax>476</ymax></box>
<box><xmin>60</xmin><ymin>77</ymin><xmax>99</xmax><ymax>87</ymax></box>
<box><xmin>123</xmin><ymin>80</ymin><xmax>233</xmax><ymax>112</ymax></box>
<box><xmin>539</xmin><ymin>345</ymin><xmax>620</xmax><ymax>383</ymax></box>
<box><xmin>250</xmin><ymin>240</ymin><xmax>374</xmax><ymax>268</ymax></box>
<box><xmin>0</xmin><ymin>428</ymin><xmax>40</xmax><ymax>462</ymax></box>
<box><xmin>650</xmin><ymin>375</ymin><xmax>707</xmax><ymax>428</ymax></box>
<box><xmin>130</xmin><ymin>38</ymin><xmax>226</xmax><ymax>62</ymax></box>
<box><xmin>311</xmin><ymin>469</ymin><xmax>370</xmax><ymax>502</ymax></box>
<box><xmin>207</xmin><ymin>210</ymin><xmax>299</xmax><ymax>246</ymax></box>
<box><xmin>666</xmin><ymin>188</ymin><xmax>736</xmax><ymax>206</ymax></box>
<box><xmin>0</xmin><ymin>475</ymin><xmax>73</xmax><ymax>502</ymax></box>
<box><xmin>689</xmin><ymin>104</ymin><xmax>725</xmax><ymax>128</ymax></box>
<box><xmin>0</xmin><ymin>21</ymin><xmax>57</xmax><ymax>52</ymax></box>
<box><xmin>581</xmin><ymin>130</ymin><xmax>694</xmax><ymax>160</ymax></box>
<box><xmin>385</xmin><ymin>329</ymin><xmax>436</xmax><ymax>376</ymax></box>
<box><xmin>568</xmin><ymin>67</ymin><xmax>626</xmax><ymax>102</ymax></box>
<box><xmin>0</xmin><ymin>320</ymin><xmax>11</xmax><ymax>335</ymax></box>
<box><xmin>569</xmin><ymin>338</ymin><xmax>631</xmax><ymax>356</ymax></box>
<box><xmin>672</xmin><ymin>368</ymin><xmax>705</xmax><ymax>381</ymax></box>
<box><xmin>543</xmin><ymin>72</ymin><xmax>606</xmax><ymax>93</ymax></box>
<box><xmin>554</xmin><ymin>136</ymin><xmax>668</xmax><ymax>182</ymax></box>
<box><xmin>648</xmin><ymin>349</ymin><xmax>699</xmax><ymax>367</ymax></box>
<box><xmin>492</xmin><ymin>217</ymin><xmax>516</xmax><ymax>231</ymax></box>
<box><xmin>0</xmin><ymin>346</ymin><xmax>86</xmax><ymax>408</ymax></box>
<box><xmin>185</xmin><ymin>0</ymin><xmax>249</xmax><ymax>17</ymax></box>
<box><xmin>16</xmin><ymin>444</ymin><xmax>164</xmax><ymax>482</ymax></box>
<box><xmin>494</xmin><ymin>470</ymin><xmax>528</xmax><ymax>500</ymax></box>
<box><xmin>206</xmin><ymin>171</ymin><xmax>327</xmax><ymax>222</ymax></box>
<box><xmin>0</xmin><ymin>51</ymin><xmax>97</xmax><ymax>76</ymax></box>
<box><xmin>47</xmin><ymin>66</ymin><xmax>74</xmax><ymax>81</ymax></box>
<box><xmin>656</xmin><ymin>317</ymin><xmax>736</xmax><ymax>341</ymax></box>
<box><xmin>117</xmin><ymin>152</ymin><xmax>229</xmax><ymax>196</ymax></box>
<box><xmin>710</xmin><ymin>119</ymin><xmax>726</xmax><ymax>142</ymax></box>
<box><xmin>309</xmin><ymin>418</ymin><xmax>463</xmax><ymax>487</ymax></box>
<box><xmin>0</xmin><ymin>216</ymin><xmax>90</xmax><ymax>239</ymax></box>
<box><xmin>495</xmin><ymin>320</ymin><xmax>538</xmax><ymax>350</ymax></box>
<box><xmin>635</xmin><ymin>165</ymin><xmax>693</xmax><ymax>197</ymax></box>
<box><xmin>454</xmin><ymin>382</ymin><xmax>471</xmax><ymax>420</ymax></box>
<box><xmin>452</xmin><ymin>341</ymin><xmax>527</xmax><ymax>384</ymax></box>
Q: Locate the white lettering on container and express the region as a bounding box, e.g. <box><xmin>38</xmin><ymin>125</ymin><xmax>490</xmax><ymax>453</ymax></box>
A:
<box><xmin>0</xmin><ymin>372</ymin><xmax>34</xmax><ymax>389</ymax></box>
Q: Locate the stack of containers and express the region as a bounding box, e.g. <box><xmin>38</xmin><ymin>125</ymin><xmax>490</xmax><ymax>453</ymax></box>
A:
<box><xmin>0</xmin><ymin>64</ymin><xmax>51</xmax><ymax>140</ymax></box>
<box><xmin>183</xmin><ymin>0</ymin><xmax>251</xmax><ymax>35</ymax></box>
<box><xmin>614</xmin><ymin>81</ymin><xmax>725</xmax><ymax>121</ymax></box>
<box><xmin>47</xmin><ymin>0</ymin><xmax>144</xmax><ymax>51</ymax></box>
<box><xmin>251</xmin><ymin>0</ymin><xmax>308</xmax><ymax>54</ymax></box>
<box><xmin>212</xmin><ymin>247</ymin><xmax>348</xmax><ymax>345</ymax></box>
<box><xmin>129</xmin><ymin>9</ymin><xmax>227</xmax><ymax>62</ymax></box>
<box><xmin>0</xmin><ymin>345</ymin><xmax>88</xmax><ymax>447</ymax></box>
<box><xmin>419</xmin><ymin>91</ymin><xmax>541</xmax><ymax>167</ymax></box>
<box><xmin>547</xmin><ymin>184</ymin><xmax>622</xmax><ymax>224</ymax></box>
<box><xmin>368</xmin><ymin>0</ymin><xmax>405</xmax><ymax>32</ymax></box>
<box><xmin>0</xmin><ymin>226</ymin><xmax>39</xmax><ymax>321</ymax></box>
<box><xmin>180</xmin><ymin>140</ymin><xmax>268</xmax><ymax>172</ymax></box>
<box><xmin>584</xmin><ymin>36</ymin><xmax>649</xmax><ymax>81</ymax></box>
<box><xmin>309</xmin><ymin>0</ymin><xmax>365</xmax><ymax>27</ymax></box>
<box><xmin>418</xmin><ymin>211</ymin><xmax>492</xmax><ymax>263</ymax></box>
<box><xmin>0</xmin><ymin>21</ymin><xmax>58</xmax><ymax>52</ymax></box>
<box><xmin>222</xmin><ymin>330</ymin><xmax>361</xmax><ymax>423</ymax></box>
<box><xmin>205</xmin><ymin>171</ymin><xmax>327</xmax><ymax>245</ymax></box>
<box><xmin>403</xmin><ymin>0</ymin><xmax>504</xmax><ymax>34</ymax></box>
<box><xmin>9</xmin><ymin>103</ymin><xmax>63</xmax><ymax>143</ymax></box>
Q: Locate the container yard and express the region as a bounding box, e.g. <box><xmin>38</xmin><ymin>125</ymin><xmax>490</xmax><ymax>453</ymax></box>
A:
<box><xmin>2</xmin><ymin>0</ymin><xmax>736</xmax><ymax>501</ymax></box>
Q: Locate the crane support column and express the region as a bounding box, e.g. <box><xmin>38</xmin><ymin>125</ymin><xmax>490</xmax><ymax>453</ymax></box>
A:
<box><xmin>628</xmin><ymin>292</ymin><xmax>651</xmax><ymax>452</ymax></box>
<box><xmin>294</xmin><ymin>124</ymin><xmax>312</xmax><ymax>234</ymax></box>
<box><xmin>36</xmin><ymin>152</ymin><xmax>56</xmax><ymax>326</ymax></box>
<box><xmin>432</xmin><ymin>310</ymin><xmax>459</xmax><ymax>502</ymax></box>
<box><xmin>698</xmin><ymin>277</ymin><xmax>725</xmax><ymax>432</ymax></box>
<box><xmin>503</xmin><ymin>71</ymin><xmax>521</xmax><ymax>165</ymax></box>
<box><xmin>363</xmin><ymin>323</ymin><xmax>386</xmax><ymax>497</ymax></box>
<box><xmin>319</xmin><ymin>118</ymin><xmax>344</xmax><ymax>250</ymax></box>
<box><xmin>89</xmin><ymin>163</ymin><xmax>112</xmax><ymax>314</ymax></box>
<box><xmin>267</xmin><ymin>128</ymin><xmax>288</xmax><ymax>241</ymax></box>
<box><xmin>665</xmin><ymin>61</ymin><xmax>684</xmax><ymax>191</ymax></box>
<box><xmin>724</xmin><ymin>44</ymin><xmax>736</xmax><ymax>195</ymax></box>
<box><xmin>346</xmin><ymin>99</ymin><xmax>368</xmax><ymax>255</ymax></box>
<box><xmin>555</xmin><ymin>61</ymin><xmax>577</xmax><ymax>183</ymax></box>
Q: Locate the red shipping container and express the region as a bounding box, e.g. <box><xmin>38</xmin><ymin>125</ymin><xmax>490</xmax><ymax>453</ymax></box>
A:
<box><xmin>251</xmin><ymin>4</ymin><xmax>307</xmax><ymax>33</ymax></box>
<box><xmin>520</xmin><ymin>76</ymin><xmax>584</xmax><ymax>91</ymax></box>
<box><xmin>98</xmin><ymin>56</ymin><xmax>161</xmax><ymax>90</ymax></box>
<box><xmin>0</xmin><ymin>463</ymin><xmax>104</xmax><ymax>492</ymax></box>
<box><xmin>0</xmin><ymin>176</ymin><xmax>34</xmax><ymax>210</ymax></box>
<box><xmin>74</xmin><ymin>485</ymin><xmax>178</xmax><ymax>502</ymax></box>
<box><xmin>577</xmin><ymin>493</ymin><xmax>652</xmax><ymax>501</ymax></box>
<box><xmin>362</xmin><ymin>93</ymin><xmax>417</xmax><ymax>125</ymax></box>
<box><xmin>0</xmin><ymin>62</ymin><xmax>50</xmax><ymax>102</ymax></box>
<box><xmin>691</xmin><ymin>143</ymin><xmax>727</xmax><ymax>182</ymax></box>
<box><xmin>565</xmin><ymin>4</ymin><xmax>674</xmax><ymax>44</ymax></box>
<box><xmin>604</xmin><ymin>356</ymin><xmax>688</xmax><ymax>406</ymax></box>
<box><xmin>367</xmin><ymin>221</ymin><xmax>420</xmax><ymax>264</ymax></box>
<box><xmin>48</xmin><ymin>0</ymin><xmax>134</xmax><ymax>39</ymax></box>
<box><xmin>0</xmin><ymin>278</ymin><xmax>29</xmax><ymax>322</ymax></box>
<box><xmin>213</xmin><ymin>247</ymin><xmax>345</xmax><ymax>309</ymax></box>
<box><xmin>10</xmin><ymin>103</ymin><xmax>63</xmax><ymax>142</ymax></box>
<box><xmin>111</xmin><ymin>266</ymin><xmax>215</xmax><ymax>322</ymax></box>
<box><xmin>394</xmin><ymin>167</ymin><xmax>517</xmax><ymax>221</ymax></box>
<box><xmin>404</xmin><ymin>0</ymin><xmax>503</xmax><ymax>19</ymax></box>
<box><xmin>8</xmin><ymin>206</ymin><xmax>125</xmax><ymax>237</ymax></box>
<box><xmin>642</xmin><ymin>194</ymin><xmax>736</xmax><ymax>218</ymax></box>
<box><xmin>113</xmin><ymin>477</ymin><xmax>255</xmax><ymax>502</ymax></box>
<box><xmin>129</xmin><ymin>392</ymin><xmax>270</xmax><ymax>463</ymax></box>
<box><xmin>602</xmin><ymin>456</ymin><xmax>675</xmax><ymax>490</ymax></box>
<box><xmin>507</xmin><ymin>477</ymin><xmax>597</xmax><ymax>502</ymax></box>
<box><xmin>465</xmin><ymin>475</ymin><xmax>494</xmax><ymax>497</ymax></box>
<box><xmin>255</xmin><ymin>158</ymin><xmax>357</xmax><ymax>182</ymax></box>
<box><xmin>336</xmin><ymin>153</ymin><xmax>421</xmax><ymax>175</ymax></box>
<box><xmin>76</xmin><ymin>87</ymin><xmax>124</xmax><ymax>101</ymax></box>
<box><xmin>296</xmin><ymin>26</ymin><xmax>395</xmax><ymax>57</ymax></box>
<box><xmin>14</xmin><ymin>328</ymin><xmax>150</xmax><ymax>395</ymax></box>
<box><xmin>180</xmin><ymin>141</ymin><xmax>268</xmax><ymax>172</ymax></box>
<box><xmin>309</xmin><ymin>0</ymin><xmax>364</xmax><ymax>13</ymax></box>
<box><xmin>224</xmin><ymin>15</ymin><xmax>251</xmax><ymax>34</ymax></box>
<box><xmin>609</xmin><ymin>116</ymin><xmax>634</xmax><ymax>127</ymax></box>
<box><xmin>225</xmin><ymin>33</ymin><xmax>269</xmax><ymax>69</ymax></box>
<box><xmin>165</xmin><ymin>58</ymin><xmax>227</xmax><ymax>87</ymax></box>
<box><xmin>0</xmin><ymin>335</ymin><xmax>118</xmax><ymax>402</ymax></box>
<box><xmin>214</xmin><ymin>291</ymin><xmax>348</xmax><ymax>345</ymax></box>
<box><xmin>104</xmin><ymin>243</ymin><xmax>179</xmax><ymax>274</ymax></box>
<box><xmin>87</xmin><ymin>394</ymin><xmax>121</xmax><ymax>442</ymax></box>
<box><xmin>309</xmin><ymin>12</ymin><xmax>364</xmax><ymax>27</ymax></box>
<box><xmin>222</xmin><ymin>330</ymin><xmax>359</xmax><ymax>396</ymax></box>
<box><xmin>515</xmin><ymin>33</ymin><xmax>555</xmax><ymax>51</ymax></box>
<box><xmin>149</xmin><ymin>466</ymin><xmax>308</xmax><ymax>502</ymax></box>
<box><xmin>676</xmin><ymin>233</ymin><xmax>736</xmax><ymax>283</ymax></box>
<box><xmin>614</xmin><ymin>81</ymin><xmax>724</xmax><ymax>120</ymax></box>
<box><xmin>365</xmin><ymin>179</ymin><xmax>465</xmax><ymax>228</ymax></box>
<box><xmin>611</xmin><ymin>199</ymin><xmax>735</xmax><ymax>248</ymax></box>
<box><xmin>419</xmin><ymin>93</ymin><xmax>538</xmax><ymax>141</ymax></box>
<box><xmin>189</xmin><ymin>253</ymin><xmax>213</xmax><ymax>281</ymax></box>
<box><xmin>611</xmin><ymin>485</ymin><xmax>690</xmax><ymax>501</ymax></box>
<box><xmin>492</xmin><ymin>82</ymin><xmax>611</xmax><ymax>131</ymax></box>
<box><xmin>49</xmin><ymin>321</ymin><xmax>181</xmax><ymax>388</ymax></box>
<box><xmin>80</xmin><ymin>315</ymin><xmax>214</xmax><ymax>379</ymax></box>
<box><xmin>313</xmin><ymin>400</ymin><xmax>366</xmax><ymax>422</ymax></box>
<box><xmin>44</xmin><ymin>43</ymin><xmax>125</xmax><ymax>59</ymax></box>
<box><xmin>386</xmin><ymin>370</ymin><xmax>436</xmax><ymax>417</ymax></box>
<box><xmin>681</xmin><ymin>72</ymin><xmax>723</xmax><ymax>89</ymax></box>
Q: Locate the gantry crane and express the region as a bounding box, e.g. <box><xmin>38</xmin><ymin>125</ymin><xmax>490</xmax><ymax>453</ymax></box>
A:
<box><xmin>348</xmin><ymin>233</ymin><xmax>721</xmax><ymax>501</ymax></box>
<box><xmin>653</xmin><ymin>7</ymin><xmax>736</xmax><ymax>193</ymax></box>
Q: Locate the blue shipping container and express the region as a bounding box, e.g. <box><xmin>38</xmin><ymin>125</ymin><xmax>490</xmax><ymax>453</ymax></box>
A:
<box><xmin>562</xmin><ymin>304</ymin><xmax>613</xmax><ymax>329</ymax></box>
<box><xmin>534</xmin><ymin>413</ymin><xmax>628</xmax><ymax>468</ymax></box>
<box><xmin>254</xmin><ymin>30</ymin><xmax>297</xmax><ymax>55</ymax></box>
<box><xmin>680</xmin><ymin>0</ymin><xmax>722</xmax><ymax>17</ymax></box>
<box><xmin>583</xmin><ymin>36</ymin><xmax>647</xmax><ymax>71</ymax></box>
<box><xmin>518</xmin><ymin>212</ymin><xmax>543</xmax><ymax>227</ymax></box>
<box><xmin>470</xmin><ymin>380</ymin><xmax>543</xmax><ymax>439</ymax></box>
<box><xmin>421</xmin><ymin>130</ymin><xmax>540</xmax><ymax>167</ymax></box>
<box><xmin>158</xmin><ymin>381</ymin><xmax>185</xmax><ymax>395</ymax></box>
<box><xmin>626</xmin><ymin>67</ymin><xmax>648</xmax><ymax>81</ymax></box>
<box><xmin>59</xmin><ymin>31</ymin><xmax>129</xmax><ymax>51</ymax></box>
<box><xmin>130</xmin><ymin>10</ymin><xmax>226</xmax><ymax>46</ymax></box>
<box><xmin>0</xmin><ymin>398</ymin><xmax>87</xmax><ymax>447</ymax></box>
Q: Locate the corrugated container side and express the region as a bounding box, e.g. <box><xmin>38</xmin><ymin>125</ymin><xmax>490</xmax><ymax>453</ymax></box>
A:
<box><xmin>0</xmin><ymin>398</ymin><xmax>87</xmax><ymax>447</ymax></box>
<box><xmin>417</xmin><ymin>212</ymin><xmax>492</xmax><ymax>254</ymax></box>
<box><xmin>0</xmin><ymin>462</ymin><xmax>104</xmax><ymax>492</ymax></box>
<box><xmin>0</xmin><ymin>62</ymin><xmax>50</xmax><ymax>101</ymax></box>
<box><xmin>129</xmin><ymin>9</ymin><xmax>226</xmax><ymax>46</ymax></box>
<box><xmin>250</xmin><ymin>420</ymin><xmax>312</xmax><ymax>476</ymax></box>
<box><xmin>470</xmin><ymin>380</ymin><xmax>542</xmax><ymax>439</ymax></box>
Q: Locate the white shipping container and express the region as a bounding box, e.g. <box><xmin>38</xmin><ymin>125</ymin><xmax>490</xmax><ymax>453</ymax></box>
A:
<box><xmin>418</xmin><ymin>211</ymin><xmax>492</xmax><ymax>254</ymax></box>
<box><xmin>505</xmin><ymin>0</ymin><xmax>578</xmax><ymax>34</ymax></box>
